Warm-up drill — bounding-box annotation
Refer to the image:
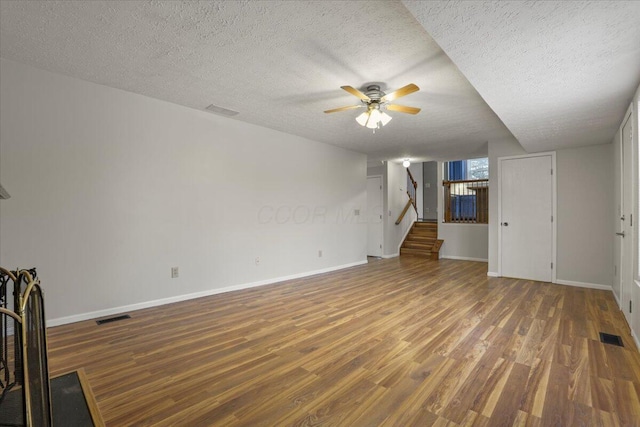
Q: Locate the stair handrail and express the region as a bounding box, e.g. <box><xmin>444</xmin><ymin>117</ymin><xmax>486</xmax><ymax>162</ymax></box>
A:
<box><xmin>406</xmin><ymin>168</ymin><xmax>418</xmax><ymax>213</ymax></box>
<box><xmin>395</xmin><ymin>198</ymin><xmax>414</xmax><ymax>225</ymax></box>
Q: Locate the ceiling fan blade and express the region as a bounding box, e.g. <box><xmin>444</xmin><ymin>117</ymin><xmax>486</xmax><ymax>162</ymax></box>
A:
<box><xmin>324</xmin><ymin>105</ymin><xmax>363</xmax><ymax>114</ymax></box>
<box><xmin>381</xmin><ymin>83</ymin><xmax>419</xmax><ymax>103</ymax></box>
<box><xmin>341</xmin><ymin>86</ymin><xmax>370</xmax><ymax>101</ymax></box>
<box><xmin>386</xmin><ymin>104</ymin><xmax>421</xmax><ymax>114</ymax></box>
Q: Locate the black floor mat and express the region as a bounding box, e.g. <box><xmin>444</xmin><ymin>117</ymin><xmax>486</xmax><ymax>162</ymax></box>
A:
<box><xmin>51</xmin><ymin>371</ymin><xmax>94</xmax><ymax>427</ymax></box>
<box><xmin>0</xmin><ymin>371</ymin><xmax>95</xmax><ymax>427</ymax></box>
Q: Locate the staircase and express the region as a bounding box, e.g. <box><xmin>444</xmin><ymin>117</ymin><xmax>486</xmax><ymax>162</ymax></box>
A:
<box><xmin>400</xmin><ymin>222</ymin><xmax>444</xmax><ymax>260</ymax></box>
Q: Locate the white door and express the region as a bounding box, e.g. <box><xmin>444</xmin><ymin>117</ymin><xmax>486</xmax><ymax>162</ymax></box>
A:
<box><xmin>499</xmin><ymin>154</ymin><xmax>554</xmax><ymax>282</ymax></box>
<box><xmin>619</xmin><ymin>112</ymin><xmax>633</xmax><ymax>324</ymax></box>
<box><xmin>613</xmin><ymin>127</ymin><xmax>623</xmax><ymax>301</ymax></box>
<box><xmin>367</xmin><ymin>176</ymin><xmax>383</xmax><ymax>257</ymax></box>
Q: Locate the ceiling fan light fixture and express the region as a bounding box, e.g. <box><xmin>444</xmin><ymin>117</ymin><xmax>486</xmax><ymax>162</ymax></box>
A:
<box><xmin>355</xmin><ymin>111</ymin><xmax>369</xmax><ymax>126</ymax></box>
<box><xmin>326</xmin><ymin>82</ymin><xmax>420</xmax><ymax>131</ymax></box>
<box><xmin>366</xmin><ymin>108</ymin><xmax>382</xmax><ymax>129</ymax></box>
<box><xmin>379</xmin><ymin>111</ymin><xmax>392</xmax><ymax>126</ymax></box>
<box><xmin>403</xmin><ymin>159</ymin><xmax>411</xmax><ymax>168</ymax></box>
<box><xmin>369</xmin><ymin>108</ymin><xmax>382</xmax><ymax>122</ymax></box>
<box><xmin>365</xmin><ymin>117</ymin><xmax>378</xmax><ymax>129</ymax></box>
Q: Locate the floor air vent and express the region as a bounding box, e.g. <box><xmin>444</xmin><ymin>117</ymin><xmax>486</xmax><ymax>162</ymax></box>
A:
<box><xmin>96</xmin><ymin>314</ymin><xmax>131</xmax><ymax>325</ymax></box>
<box><xmin>599</xmin><ymin>332</ymin><xmax>623</xmax><ymax>347</ymax></box>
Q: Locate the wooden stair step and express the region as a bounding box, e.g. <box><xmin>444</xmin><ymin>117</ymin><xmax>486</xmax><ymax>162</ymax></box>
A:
<box><xmin>431</xmin><ymin>239</ymin><xmax>444</xmax><ymax>261</ymax></box>
<box><xmin>401</xmin><ymin>222</ymin><xmax>442</xmax><ymax>260</ymax></box>
<box><xmin>400</xmin><ymin>247</ymin><xmax>431</xmax><ymax>257</ymax></box>
<box><xmin>409</xmin><ymin>228</ymin><xmax>437</xmax><ymax>234</ymax></box>
<box><xmin>413</xmin><ymin>222</ymin><xmax>437</xmax><ymax>229</ymax></box>
<box><xmin>403</xmin><ymin>241</ymin><xmax>433</xmax><ymax>250</ymax></box>
<box><xmin>406</xmin><ymin>234</ymin><xmax>436</xmax><ymax>242</ymax></box>
<box><xmin>410</xmin><ymin>226</ymin><xmax>436</xmax><ymax>233</ymax></box>
<box><xmin>404</xmin><ymin>238</ymin><xmax>433</xmax><ymax>246</ymax></box>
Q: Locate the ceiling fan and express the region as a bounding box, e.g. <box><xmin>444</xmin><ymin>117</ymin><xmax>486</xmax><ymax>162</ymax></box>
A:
<box><xmin>324</xmin><ymin>83</ymin><xmax>421</xmax><ymax>131</ymax></box>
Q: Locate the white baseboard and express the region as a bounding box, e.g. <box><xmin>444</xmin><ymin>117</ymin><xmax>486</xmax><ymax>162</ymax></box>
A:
<box><xmin>487</xmin><ymin>271</ymin><xmax>499</xmax><ymax>277</ymax></box>
<box><xmin>47</xmin><ymin>260</ymin><xmax>368</xmax><ymax>327</ymax></box>
<box><xmin>441</xmin><ymin>255</ymin><xmax>488</xmax><ymax>263</ymax></box>
<box><xmin>632</xmin><ymin>328</ymin><xmax>640</xmax><ymax>352</ymax></box>
<box><xmin>612</xmin><ymin>289</ymin><xmax>621</xmax><ymax>308</ymax></box>
<box><xmin>555</xmin><ymin>279</ymin><xmax>611</xmax><ymax>291</ymax></box>
<box><xmin>381</xmin><ymin>253</ymin><xmax>399</xmax><ymax>259</ymax></box>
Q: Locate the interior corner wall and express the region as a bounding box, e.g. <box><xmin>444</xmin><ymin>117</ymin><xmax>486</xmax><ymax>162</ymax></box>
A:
<box><xmin>556</xmin><ymin>144</ymin><xmax>613</xmax><ymax>286</ymax></box>
<box><xmin>383</xmin><ymin>162</ymin><xmax>415</xmax><ymax>256</ymax></box>
<box><xmin>0</xmin><ymin>58</ymin><xmax>368</xmax><ymax>324</ymax></box>
<box><xmin>422</xmin><ymin>161</ymin><xmax>438</xmax><ymax>221</ymax></box>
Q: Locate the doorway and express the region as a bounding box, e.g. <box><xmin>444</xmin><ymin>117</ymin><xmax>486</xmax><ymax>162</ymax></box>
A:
<box><xmin>498</xmin><ymin>153</ymin><xmax>556</xmax><ymax>282</ymax></box>
<box><xmin>616</xmin><ymin>110</ymin><xmax>634</xmax><ymax>325</ymax></box>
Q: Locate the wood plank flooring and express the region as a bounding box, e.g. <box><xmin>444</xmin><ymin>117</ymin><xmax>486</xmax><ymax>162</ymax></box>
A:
<box><xmin>46</xmin><ymin>257</ymin><xmax>640</xmax><ymax>426</ymax></box>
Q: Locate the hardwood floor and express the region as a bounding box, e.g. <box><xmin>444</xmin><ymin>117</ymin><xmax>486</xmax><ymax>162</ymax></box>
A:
<box><xmin>46</xmin><ymin>257</ymin><xmax>640</xmax><ymax>426</ymax></box>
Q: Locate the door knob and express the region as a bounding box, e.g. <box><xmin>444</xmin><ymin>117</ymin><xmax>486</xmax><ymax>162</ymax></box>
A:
<box><xmin>616</xmin><ymin>232</ymin><xmax>625</xmax><ymax>237</ymax></box>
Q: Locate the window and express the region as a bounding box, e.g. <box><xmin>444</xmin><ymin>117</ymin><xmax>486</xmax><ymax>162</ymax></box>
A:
<box><xmin>443</xmin><ymin>158</ymin><xmax>489</xmax><ymax>223</ymax></box>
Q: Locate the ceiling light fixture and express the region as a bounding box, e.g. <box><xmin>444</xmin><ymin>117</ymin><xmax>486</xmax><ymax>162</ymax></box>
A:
<box><xmin>355</xmin><ymin>104</ymin><xmax>392</xmax><ymax>132</ymax></box>
<box><xmin>324</xmin><ymin>84</ymin><xmax>421</xmax><ymax>133</ymax></box>
<box><xmin>402</xmin><ymin>159</ymin><xmax>411</xmax><ymax>168</ymax></box>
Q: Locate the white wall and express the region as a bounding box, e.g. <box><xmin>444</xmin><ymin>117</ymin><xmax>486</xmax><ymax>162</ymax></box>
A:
<box><xmin>384</xmin><ymin>161</ymin><xmax>415</xmax><ymax>256</ymax></box>
<box><xmin>367</xmin><ymin>164</ymin><xmax>384</xmax><ymax>177</ymax></box>
<box><xmin>438</xmin><ymin>223</ymin><xmax>488</xmax><ymax>262</ymax></box>
<box><xmin>0</xmin><ymin>58</ymin><xmax>367</xmax><ymax>324</ymax></box>
<box><xmin>436</xmin><ymin>162</ymin><xmax>488</xmax><ymax>261</ymax></box>
<box><xmin>422</xmin><ymin>161</ymin><xmax>438</xmax><ymax>221</ymax></box>
<box><xmin>556</xmin><ymin>144</ymin><xmax>613</xmax><ymax>287</ymax></box>
<box><xmin>487</xmin><ymin>136</ymin><xmax>614</xmax><ymax>288</ymax></box>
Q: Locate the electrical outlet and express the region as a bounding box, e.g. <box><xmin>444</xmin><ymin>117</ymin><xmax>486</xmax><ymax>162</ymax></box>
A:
<box><xmin>318</xmin><ymin>250</ymin><xmax>323</xmax><ymax>257</ymax></box>
<box><xmin>171</xmin><ymin>267</ymin><xmax>179</xmax><ymax>278</ymax></box>
<box><xmin>255</xmin><ymin>257</ymin><xmax>260</xmax><ymax>265</ymax></box>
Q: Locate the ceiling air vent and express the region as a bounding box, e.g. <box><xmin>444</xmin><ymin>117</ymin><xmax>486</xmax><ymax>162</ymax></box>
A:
<box><xmin>205</xmin><ymin>104</ymin><xmax>239</xmax><ymax>117</ymax></box>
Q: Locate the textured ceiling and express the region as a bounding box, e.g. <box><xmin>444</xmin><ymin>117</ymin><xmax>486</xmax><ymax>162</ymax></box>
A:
<box><xmin>404</xmin><ymin>0</ymin><xmax>640</xmax><ymax>153</ymax></box>
<box><xmin>1</xmin><ymin>1</ymin><xmax>638</xmax><ymax>163</ymax></box>
<box><xmin>0</xmin><ymin>0</ymin><xmax>511</xmax><ymax>163</ymax></box>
